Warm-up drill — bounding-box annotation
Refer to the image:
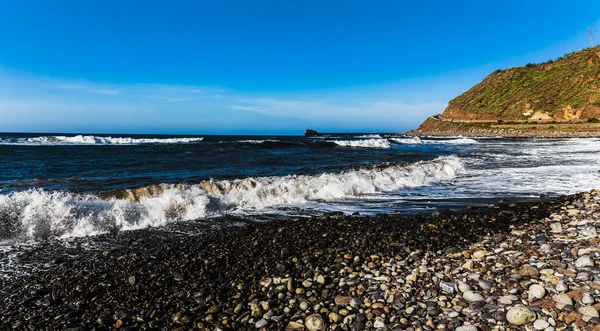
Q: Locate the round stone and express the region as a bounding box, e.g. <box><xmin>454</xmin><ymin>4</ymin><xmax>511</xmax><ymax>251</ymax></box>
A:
<box><xmin>553</xmin><ymin>294</ymin><xmax>573</xmax><ymax>308</ymax></box>
<box><xmin>255</xmin><ymin>319</ymin><xmax>268</xmax><ymax>328</ymax></box>
<box><xmin>580</xmin><ymin>306</ymin><xmax>599</xmax><ymax>319</ymax></box>
<box><xmin>300</xmin><ymin>302</ymin><xmax>309</xmax><ymax>311</ymax></box>
<box><xmin>463</xmin><ymin>291</ymin><xmax>485</xmax><ymax>303</ymax></box>
<box><xmin>506</xmin><ymin>306</ymin><xmax>536</xmax><ymax>325</ymax></box>
<box><xmin>448</xmin><ymin>311</ymin><xmax>460</xmax><ymax>318</ymax></box>
<box><xmin>328</xmin><ymin>312</ymin><xmax>341</xmax><ymax>323</ymax></box>
<box><xmin>456</xmin><ymin>325</ymin><xmax>478</xmax><ymax>331</ymax></box>
<box><xmin>458</xmin><ymin>281</ymin><xmax>471</xmax><ymax>293</ymax></box>
<box><xmin>528</xmin><ymin>284</ymin><xmax>546</xmax><ymax>300</ymax></box>
<box><xmin>305</xmin><ymin>314</ymin><xmax>325</xmax><ymax>331</ymax></box>
<box><xmin>533</xmin><ymin>319</ymin><xmax>550</xmax><ymax>330</ymax></box>
<box><xmin>373</xmin><ymin>320</ymin><xmax>385</xmax><ymax>328</ymax></box>
<box><xmin>582</xmin><ymin>294</ymin><xmax>594</xmax><ymax>305</ymax></box>
<box><xmin>575</xmin><ymin>256</ymin><xmax>594</xmax><ymax>268</ymax></box>
<box><xmin>478</xmin><ymin>280</ymin><xmax>492</xmax><ymax>291</ymax></box>
<box><xmin>555</xmin><ymin>282</ymin><xmax>568</xmax><ymax>292</ymax></box>
<box><xmin>473</xmin><ymin>250</ymin><xmax>487</xmax><ymax>259</ymax></box>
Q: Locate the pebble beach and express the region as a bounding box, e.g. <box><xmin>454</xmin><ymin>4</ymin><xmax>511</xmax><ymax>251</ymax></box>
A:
<box><xmin>1</xmin><ymin>191</ymin><xmax>599</xmax><ymax>330</ymax></box>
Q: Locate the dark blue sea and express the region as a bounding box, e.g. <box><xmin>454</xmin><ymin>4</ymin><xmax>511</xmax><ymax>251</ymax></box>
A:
<box><xmin>1</xmin><ymin>132</ymin><xmax>599</xmax><ymax>243</ymax></box>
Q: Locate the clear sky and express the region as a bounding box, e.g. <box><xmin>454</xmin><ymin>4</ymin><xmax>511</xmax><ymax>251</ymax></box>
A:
<box><xmin>0</xmin><ymin>1</ymin><xmax>599</xmax><ymax>134</ymax></box>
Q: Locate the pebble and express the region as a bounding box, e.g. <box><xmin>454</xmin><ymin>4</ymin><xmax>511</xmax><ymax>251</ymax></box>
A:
<box><xmin>506</xmin><ymin>306</ymin><xmax>536</xmax><ymax>325</ymax></box>
<box><xmin>575</xmin><ymin>256</ymin><xmax>595</xmax><ymax>268</ymax></box>
<box><xmin>255</xmin><ymin>319</ymin><xmax>268</xmax><ymax>328</ymax></box>
<box><xmin>528</xmin><ymin>284</ymin><xmax>547</xmax><ymax>300</ymax></box>
<box><xmin>463</xmin><ymin>291</ymin><xmax>485</xmax><ymax>303</ymax></box>
<box><xmin>458</xmin><ymin>281</ymin><xmax>471</xmax><ymax>293</ymax></box>
<box><xmin>456</xmin><ymin>325</ymin><xmax>478</xmax><ymax>331</ymax></box>
<box><xmin>553</xmin><ymin>294</ymin><xmax>573</xmax><ymax>308</ymax></box>
<box><xmin>582</xmin><ymin>294</ymin><xmax>594</xmax><ymax>304</ymax></box>
<box><xmin>440</xmin><ymin>281</ymin><xmax>455</xmax><ymax>294</ymax></box>
<box><xmin>286</xmin><ymin>321</ymin><xmax>305</xmax><ymax>331</ymax></box>
<box><xmin>580</xmin><ymin>306</ymin><xmax>599</xmax><ymax>319</ymax></box>
<box><xmin>533</xmin><ymin>319</ymin><xmax>550</xmax><ymax>330</ymax></box>
<box><xmin>478</xmin><ymin>280</ymin><xmax>492</xmax><ymax>290</ymax></box>
<box><xmin>473</xmin><ymin>250</ymin><xmax>487</xmax><ymax>259</ymax></box>
<box><xmin>556</xmin><ymin>282</ymin><xmax>568</xmax><ymax>292</ymax></box>
<box><xmin>305</xmin><ymin>314</ymin><xmax>325</xmax><ymax>331</ymax></box>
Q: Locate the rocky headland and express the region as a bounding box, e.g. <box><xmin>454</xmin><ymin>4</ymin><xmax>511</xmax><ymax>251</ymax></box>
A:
<box><xmin>411</xmin><ymin>46</ymin><xmax>600</xmax><ymax>137</ymax></box>
<box><xmin>1</xmin><ymin>190</ymin><xmax>600</xmax><ymax>330</ymax></box>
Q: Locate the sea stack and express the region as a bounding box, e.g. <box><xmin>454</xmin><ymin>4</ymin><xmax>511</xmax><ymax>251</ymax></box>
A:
<box><xmin>305</xmin><ymin>129</ymin><xmax>319</xmax><ymax>137</ymax></box>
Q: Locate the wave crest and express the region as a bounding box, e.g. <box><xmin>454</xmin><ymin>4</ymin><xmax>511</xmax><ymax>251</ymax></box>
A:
<box><xmin>330</xmin><ymin>139</ymin><xmax>391</xmax><ymax>148</ymax></box>
<box><xmin>0</xmin><ymin>135</ymin><xmax>204</xmax><ymax>145</ymax></box>
<box><xmin>0</xmin><ymin>156</ymin><xmax>463</xmax><ymax>241</ymax></box>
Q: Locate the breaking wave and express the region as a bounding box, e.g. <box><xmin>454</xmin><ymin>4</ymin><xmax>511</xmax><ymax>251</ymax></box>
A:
<box><xmin>390</xmin><ymin>137</ymin><xmax>478</xmax><ymax>145</ymax></box>
<box><xmin>390</xmin><ymin>137</ymin><xmax>424</xmax><ymax>144</ymax></box>
<box><xmin>0</xmin><ymin>156</ymin><xmax>463</xmax><ymax>242</ymax></box>
<box><xmin>356</xmin><ymin>134</ymin><xmax>383</xmax><ymax>138</ymax></box>
<box><xmin>330</xmin><ymin>139</ymin><xmax>391</xmax><ymax>148</ymax></box>
<box><xmin>0</xmin><ymin>135</ymin><xmax>204</xmax><ymax>146</ymax></box>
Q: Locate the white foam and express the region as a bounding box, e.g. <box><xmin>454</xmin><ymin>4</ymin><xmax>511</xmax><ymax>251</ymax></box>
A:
<box><xmin>0</xmin><ymin>156</ymin><xmax>463</xmax><ymax>242</ymax></box>
<box><xmin>330</xmin><ymin>138</ymin><xmax>391</xmax><ymax>148</ymax></box>
<box><xmin>390</xmin><ymin>137</ymin><xmax>423</xmax><ymax>144</ymax></box>
<box><xmin>0</xmin><ymin>135</ymin><xmax>204</xmax><ymax>145</ymax></box>
<box><xmin>424</xmin><ymin>138</ymin><xmax>479</xmax><ymax>145</ymax></box>
<box><xmin>356</xmin><ymin>134</ymin><xmax>382</xmax><ymax>138</ymax></box>
<box><xmin>238</xmin><ymin>139</ymin><xmax>281</xmax><ymax>144</ymax></box>
<box><xmin>390</xmin><ymin>137</ymin><xmax>478</xmax><ymax>145</ymax></box>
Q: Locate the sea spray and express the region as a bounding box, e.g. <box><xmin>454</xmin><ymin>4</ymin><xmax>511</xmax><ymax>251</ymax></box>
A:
<box><xmin>0</xmin><ymin>156</ymin><xmax>463</xmax><ymax>242</ymax></box>
<box><xmin>330</xmin><ymin>138</ymin><xmax>392</xmax><ymax>148</ymax></box>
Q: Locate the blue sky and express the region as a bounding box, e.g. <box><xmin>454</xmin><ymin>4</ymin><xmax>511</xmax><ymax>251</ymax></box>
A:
<box><xmin>0</xmin><ymin>1</ymin><xmax>599</xmax><ymax>134</ymax></box>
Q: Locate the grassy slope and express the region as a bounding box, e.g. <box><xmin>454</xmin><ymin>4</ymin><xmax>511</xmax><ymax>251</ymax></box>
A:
<box><xmin>441</xmin><ymin>46</ymin><xmax>600</xmax><ymax>121</ymax></box>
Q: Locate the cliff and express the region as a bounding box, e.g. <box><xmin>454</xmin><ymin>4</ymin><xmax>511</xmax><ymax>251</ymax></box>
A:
<box><xmin>413</xmin><ymin>46</ymin><xmax>600</xmax><ymax>137</ymax></box>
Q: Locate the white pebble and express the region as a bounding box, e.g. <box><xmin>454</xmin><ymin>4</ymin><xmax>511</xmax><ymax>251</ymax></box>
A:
<box><xmin>463</xmin><ymin>291</ymin><xmax>485</xmax><ymax>303</ymax></box>
<box><xmin>582</xmin><ymin>294</ymin><xmax>594</xmax><ymax>305</ymax></box>
<box><xmin>456</xmin><ymin>325</ymin><xmax>478</xmax><ymax>331</ymax></box>
<box><xmin>575</xmin><ymin>256</ymin><xmax>595</xmax><ymax>268</ymax></box>
<box><xmin>533</xmin><ymin>319</ymin><xmax>550</xmax><ymax>330</ymax></box>
<box><xmin>555</xmin><ymin>282</ymin><xmax>568</xmax><ymax>292</ymax></box>
<box><xmin>506</xmin><ymin>306</ymin><xmax>536</xmax><ymax>325</ymax></box>
<box><xmin>528</xmin><ymin>284</ymin><xmax>546</xmax><ymax>300</ymax></box>
<box><xmin>458</xmin><ymin>281</ymin><xmax>471</xmax><ymax>293</ymax></box>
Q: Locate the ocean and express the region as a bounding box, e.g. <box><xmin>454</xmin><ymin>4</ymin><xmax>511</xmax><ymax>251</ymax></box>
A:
<box><xmin>1</xmin><ymin>132</ymin><xmax>599</xmax><ymax>244</ymax></box>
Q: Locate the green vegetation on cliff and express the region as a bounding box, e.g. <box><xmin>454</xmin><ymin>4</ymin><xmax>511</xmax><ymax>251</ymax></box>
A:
<box><xmin>441</xmin><ymin>46</ymin><xmax>600</xmax><ymax>121</ymax></box>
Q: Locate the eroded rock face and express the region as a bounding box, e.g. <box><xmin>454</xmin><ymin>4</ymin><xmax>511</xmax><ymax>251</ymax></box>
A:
<box><xmin>553</xmin><ymin>106</ymin><xmax>582</xmax><ymax>120</ymax></box>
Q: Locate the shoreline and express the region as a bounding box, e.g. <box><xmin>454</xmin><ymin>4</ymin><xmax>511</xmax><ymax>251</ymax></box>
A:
<box><xmin>406</xmin><ymin>118</ymin><xmax>600</xmax><ymax>138</ymax></box>
<box><xmin>407</xmin><ymin>131</ymin><xmax>600</xmax><ymax>138</ymax></box>
<box><xmin>1</xmin><ymin>192</ymin><xmax>599</xmax><ymax>330</ymax></box>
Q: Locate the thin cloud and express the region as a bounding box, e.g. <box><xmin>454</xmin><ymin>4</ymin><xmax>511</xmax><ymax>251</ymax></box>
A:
<box><xmin>0</xmin><ymin>69</ymin><xmax>448</xmax><ymax>133</ymax></box>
